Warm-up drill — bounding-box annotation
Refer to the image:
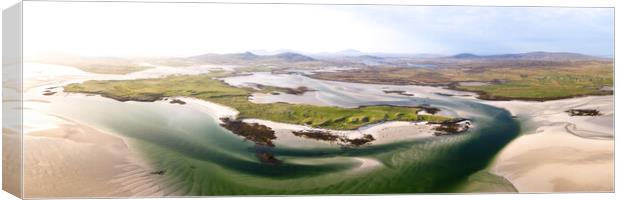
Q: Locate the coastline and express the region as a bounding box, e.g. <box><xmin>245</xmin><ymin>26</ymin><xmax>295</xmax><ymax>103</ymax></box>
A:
<box><xmin>20</xmin><ymin>63</ymin><xmax>614</xmax><ymax>194</ymax></box>
<box><xmin>47</xmin><ymin>82</ymin><xmax>616</xmax><ymax>194</ymax></box>
<box><xmin>20</xmin><ymin>64</ymin><xmax>177</xmax><ymax>198</ymax></box>
<box><xmin>478</xmin><ymin>95</ymin><xmax>614</xmax><ymax>192</ymax></box>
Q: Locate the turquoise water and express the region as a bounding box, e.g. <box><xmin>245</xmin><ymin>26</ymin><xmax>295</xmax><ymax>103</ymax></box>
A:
<box><xmin>47</xmin><ymin>75</ymin><xmax>520</xmax><ymax>195</ymax></box>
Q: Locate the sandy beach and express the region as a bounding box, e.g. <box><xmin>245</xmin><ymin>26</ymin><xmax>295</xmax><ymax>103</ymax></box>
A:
<box><xmin>243</xmin><ymin>118</ymin><xmax>437</xmax><ymax>146</ymax></box>
<box><xmin>482</xmin><ymin>95</ymin><xmax>614</xmax><ymax>192</ymax></box>
<box><xmin>23</xmin><ymin>120</ymin><xmax>165</xmax><ymax>198</ymax></box>
<box><xmin>172</xmin><ymin>97</ymin><xmax>239</xmax><ymax>122</ymax></box>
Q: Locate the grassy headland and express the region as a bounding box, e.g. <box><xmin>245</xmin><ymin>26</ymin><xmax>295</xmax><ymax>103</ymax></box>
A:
<box><xmin>64</xmin><ymin>74</ymin><xmax>448</xmax><ymax>130</ymax></box>
<box><xmin>451</xmin><ymin>64</ymin><xmax>613</xmax><ymax>100</ymax></box>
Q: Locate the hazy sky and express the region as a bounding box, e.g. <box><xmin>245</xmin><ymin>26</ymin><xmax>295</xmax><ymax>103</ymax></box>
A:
<box><xmin>24</xmin><ymin>1</ymin><xmax>614</xmax><ymax>57</ymax></box>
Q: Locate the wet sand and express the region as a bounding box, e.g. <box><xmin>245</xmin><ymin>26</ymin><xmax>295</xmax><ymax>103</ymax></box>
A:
<box><xmin>23</xmin><ymin>121</ymin><xmax>165</xmax><ymax>198</ymax></box>
<box><xmin>2</xmin><ymin>129</ymin><xmax>21</xmax><ymax>197</ymax></box>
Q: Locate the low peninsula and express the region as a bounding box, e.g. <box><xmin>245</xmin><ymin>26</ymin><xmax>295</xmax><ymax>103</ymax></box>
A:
<box><xmin>63</xmin><ymin>74</ymin><xmax>450</xmax><ymax>130</ymax></box>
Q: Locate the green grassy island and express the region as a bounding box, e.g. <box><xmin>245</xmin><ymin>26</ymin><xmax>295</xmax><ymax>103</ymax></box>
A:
<box><xmin>64</xmin><ymin>74</ymin><xmax>449</xmax><ymax>130</ymax></box>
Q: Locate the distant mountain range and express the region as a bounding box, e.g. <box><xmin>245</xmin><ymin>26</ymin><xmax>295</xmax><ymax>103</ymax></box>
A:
<box><xmin>296</xmin><ymin>50</ymin><xmax>605</xmax><ymax>61</ymax></box>
<box><xmin>448</xmin><ymin>51</ymin><xmax>605</xmax><ymax>61</ymax></box>
<box><xmin>183</xmin><ymin>50</ymin><xmax>610</xmax><ymax>69</ymax></box>
<box><xmin>32</xmin><ymin>50</ymin><xmax>609</xmax><ymax>72</ymax></box>
<box><xmin>188</xmin><ymin>51</ymin><xmax>316</xmax><ymax>65</ymax></box>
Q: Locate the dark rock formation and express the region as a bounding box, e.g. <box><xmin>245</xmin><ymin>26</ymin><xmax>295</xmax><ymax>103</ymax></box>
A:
<box><xmin>566</xmin><ymin>109</ymin><xmax>601</xmax><ymax>116</ymax></box>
